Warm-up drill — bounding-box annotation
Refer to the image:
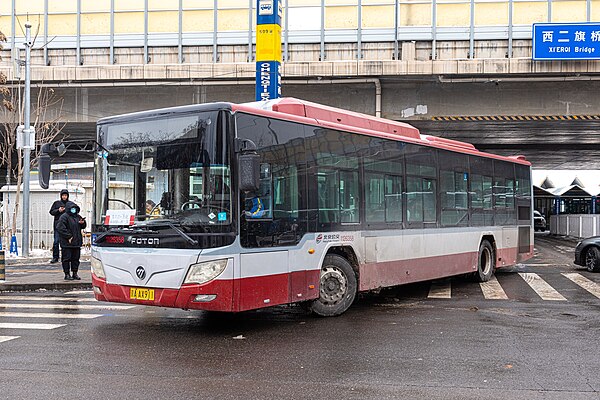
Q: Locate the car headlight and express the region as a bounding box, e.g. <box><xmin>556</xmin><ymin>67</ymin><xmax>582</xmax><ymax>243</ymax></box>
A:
<box><xmin>91</xmin><ymin>256</ymin><xmax>106</xmax><ymax>279</ymax></box>
<box><xmin>183</xmin><ymin>259</ymin><xmax>228</xmax><ymax>285</ymax></box>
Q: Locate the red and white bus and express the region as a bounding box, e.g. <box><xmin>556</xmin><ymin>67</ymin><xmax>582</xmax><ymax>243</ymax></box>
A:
<box><xmin>81</xmin><ymin>98</ymin><xmax>532</xmax><ymax>316</ymax></box>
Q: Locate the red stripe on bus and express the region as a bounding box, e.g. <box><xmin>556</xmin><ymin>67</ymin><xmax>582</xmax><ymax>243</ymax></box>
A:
<box><xmin>359</xmin><ymin>245</ymin><xmax>532</xmax><ymax>291</ymax></box>
<box><xmin>359</xmin><ymin>252</ymin><xmax>477</xmax><ymax>291</ymax></box>
<box><xmin>92</xmin><ymin>245</ymin><xmax>532</xmax><ymax>312</ymax></box>
<box><xmin>92</xmin><ymin>270</ymin><xmax>320</xmax><ymax>312</ymax></box>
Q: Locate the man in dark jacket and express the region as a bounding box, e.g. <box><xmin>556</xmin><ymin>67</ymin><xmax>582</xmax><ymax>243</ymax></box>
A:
<box><xmin>49</xmin><ymin>189</ymin><xmax>69</xmax><ymax>263</ymax></box>
<box><xmin>56</xmin><ymin>201</ymin><xmax>87</xmax><ymax>280</ymax></box>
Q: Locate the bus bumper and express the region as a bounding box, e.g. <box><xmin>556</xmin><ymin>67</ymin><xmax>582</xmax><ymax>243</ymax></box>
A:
<box><xmin>91</xmin><ymin>274</ymin><xmax>234</xmax><ymax>311</ymax></box>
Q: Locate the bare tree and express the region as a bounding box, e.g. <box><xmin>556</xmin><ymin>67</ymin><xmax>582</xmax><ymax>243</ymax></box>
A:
<box><xmin>0</xmin><ymin>29</ymin><xmax>8</xmax><ymax>247</ymax></box>
<box><xmin>0</xmin><ymin>84</ymin><xmax>66</xmax><ymax>247</ymax></box>
<box><xmin>0</xmin><ymin>21</ymin><xmax>67</xmax><ymax>251</ymax></box>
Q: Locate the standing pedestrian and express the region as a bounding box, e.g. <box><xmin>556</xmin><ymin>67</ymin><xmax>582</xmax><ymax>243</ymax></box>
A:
<box><xmin>49</xmin><ymin>189</ymin><xmax>69</xmax><ymax>263</ymax></box>
<box><xmin>56</xmin><ymin>201</ymin><xmax>86</xmax><ymax>280</ymax></box>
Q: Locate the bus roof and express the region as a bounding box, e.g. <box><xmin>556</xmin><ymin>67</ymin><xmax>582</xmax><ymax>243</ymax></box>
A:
<box><xmin>234</xmin><ymin>98</ymin><xmax>531</xmax><ymax>166</ymax></box>
<box><xmin>96</xmin><ymin>102</ymin><xmax>231</xmax><ymax>125</ymax></box>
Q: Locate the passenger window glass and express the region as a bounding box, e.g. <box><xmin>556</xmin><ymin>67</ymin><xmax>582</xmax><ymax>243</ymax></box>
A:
<box><xmin>494</xmin><ymin>161</ymin><xmax>516</xmax><ymax>225</ymax></box>
<box><xmin>515</xmin><ymin>165</ymin><xmax>532</xmax><ymax>199</ymax></box>
<box><xmin>366</xmin><ymin>173</ymin><xmax>385</xmax><ymax>223</ymax></box>
<box><xmin>273</xmin><ymin>165</ymin><xmax>299</xmax><ymax>219</ymax></box>
<box><xmin>405</xmin><ymin>145</ymin><xmax>436</xmax><ymax>226</ymax></box>
<box><xmin>365</xmin><ymin>157</ymin><xmax>404</xmax><ymax>225</ymax></box>
<box><xmin>305</xmin><ymin>127</ymin><xmax>367</xmax><ymax>228</ymax></box>
<box><xmin>385</xmin><ymin>175</ymin><xmax>403</xmax><ymax>223</ymax></box>
<box><xmin>340</xmin><ymin>170</ymin><xmax>359</xmax><ymax>223</ymax></box>
<box><xmin>317</xmin><ymin>169</ymin><xmax>340</xmax><ymax>224</ymax></box>
<box><xmin>494</xmin><ymin>177</ymin><xmax>507</xmax><ymax>208</ymax></box>
<box><xmin>407</xmin><ymin>177</ymin><xmax>436</xmax><ymax>223</ymax></box>
<box><xmin>469</xmin><ymin>155</ymin><xmax>494</xmax><ymax>226</ymax></box>
<box><xmin>483</xmin><ymin>176</ymin><xmax>493</xmax><ymax>210</ymax></box>
<box><xmin>441</xmin><ymin>170</ymin><xmax>468</xmax><ymax>226</ymax></box>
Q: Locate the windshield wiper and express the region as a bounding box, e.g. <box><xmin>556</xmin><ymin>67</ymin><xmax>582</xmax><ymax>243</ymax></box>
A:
<box><xmin>166</xmin><ymin>222</ymin><xmax>199</xmax><ymax>246</ymax></box>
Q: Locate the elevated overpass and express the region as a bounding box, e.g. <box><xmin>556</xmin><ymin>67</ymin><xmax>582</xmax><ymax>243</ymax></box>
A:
<box><xmin>1</xmin><ymin>0</ymin><xmax>600</xmax><ymax>169</ymax></box>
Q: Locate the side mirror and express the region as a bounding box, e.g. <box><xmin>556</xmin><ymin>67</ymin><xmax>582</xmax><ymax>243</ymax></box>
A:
<box><xmin>38</xmin><ymin>152</ymin><xmax>51</xmax><ymax>189</ymax></box>
<box><xmin>238</xmin><ymin>153</ymin><xmax>260</xmax><ymax>192</ymax></box>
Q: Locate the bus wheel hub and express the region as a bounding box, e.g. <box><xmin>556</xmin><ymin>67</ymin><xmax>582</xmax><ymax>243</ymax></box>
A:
<box><xmin>320</xmin><ymin>266</ymin><xmax>347</xmax><ymax>304</ymax></box>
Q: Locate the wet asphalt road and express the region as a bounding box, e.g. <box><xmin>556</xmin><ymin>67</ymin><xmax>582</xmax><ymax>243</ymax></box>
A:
<box><xmin>1</xmin><ymin>233</ymin><xmax>599</xmax><ymax>400</ymax></box>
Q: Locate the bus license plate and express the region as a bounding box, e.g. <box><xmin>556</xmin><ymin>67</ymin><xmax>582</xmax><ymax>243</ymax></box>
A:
<box><xmin>130</xmin><ymin>287</ymin><xmax>155</xmax><ymax>301</ymax></box>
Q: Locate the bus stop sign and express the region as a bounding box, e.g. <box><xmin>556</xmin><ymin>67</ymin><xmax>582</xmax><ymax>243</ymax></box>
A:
<box><xmin>533</xmin><ymin>23</ymin><xmax>600</xmax><ymax>60</ymax></box>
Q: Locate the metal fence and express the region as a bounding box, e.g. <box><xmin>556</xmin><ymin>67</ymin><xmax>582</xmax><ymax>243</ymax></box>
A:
<box><xmin>550</xmin><ymin>214</ymin><xmax>600</xmax><ymax>239</ymax></box>
<box><xmin>1</xmin><ymin>200</ymin><xmax>54</xmax><ymax>253</ymax></box>
<box><xmin>1</xmin><ymin>181</ymin><xmax>92</xmax><ymax>254</ymax></box>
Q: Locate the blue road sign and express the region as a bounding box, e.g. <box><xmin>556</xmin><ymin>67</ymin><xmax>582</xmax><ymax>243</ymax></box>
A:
<box><xmin>10</xmin><ymin>235</ymin><xmax>18</xmax><ymax>256</ymax></box>
<box><xmin>255</xmin><ymin>60</ymin><xmax>281</xmax><ymax>101</ymax></box>
<box><xmin>533</xmin><ymin>23</ymin><xmax>600</xmax><ymax>60</ymax></box>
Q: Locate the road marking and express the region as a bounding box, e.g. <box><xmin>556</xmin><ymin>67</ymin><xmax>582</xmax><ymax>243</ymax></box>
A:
<box><xmin>64</xmin><ymin>290</ymin><xmax>93</xmax><ymax>295</ymax></box>
<box><xmin>518</xmin><ymin>273</ymin><xmax>567</xmax><ymax>301</ymax></box>
<box><xmin>0</xmin><ymin>336</ymin><xmax>19</xmax><ymax>343</ymax></box>
<box><xmin>0</xmin><ymin>322</ymin><xmax>66</xmax><ymax>330</ymax></box>
<box><xmin>562</xmin><ymin>273</ymin><xmax>600</xmax><ymax>299</ymax></box>
<box><xmin>428</xmin><ymin>281</ymin><xmax>451</xmax><ymax>299</ymax></box>
<box><xmin>522</xmin><ymin>263</ymin><xmax>570</xmax><ymax>267</ymax></box>
<box><xmin>0</xmin><ymin>303</ymin><xmax>135</xmax><ymax>311</ymax></box>
<box><xmin>0</xmin><ymin>312</ymin><xmax>102</xmax><ymax>319</ymax></box>
<box><xmin>480</xmin><ymin>276</ymin><xmax>509</xmax><ymax>300</ymax></box>
<box><xmin>0</xmin><ymin>296</ymin><xmax>98</xmax><ymax>303</ymax></box>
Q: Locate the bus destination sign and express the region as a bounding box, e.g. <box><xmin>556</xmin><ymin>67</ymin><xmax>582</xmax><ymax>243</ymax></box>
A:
<box><xmin>533</xmin><ymin>23</ymin><xmax>600</xmax><ymax>60</ymax></box>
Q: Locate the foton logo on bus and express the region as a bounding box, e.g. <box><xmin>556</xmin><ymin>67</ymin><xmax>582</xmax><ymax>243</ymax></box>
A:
<box><xmin>127</xmin><ymin>237</ymin><xmax>160</xmax><ymax>246</ymax></box>
<box><xmin>104</xmin><ymin>235</ymin><xmax>125</xmax><ymax>244</ymax></box>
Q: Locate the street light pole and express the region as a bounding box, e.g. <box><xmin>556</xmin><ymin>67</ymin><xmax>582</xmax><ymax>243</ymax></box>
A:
<box><xmin>22</xmin><ymin>23</ymin><xmax>32</xmax><ymax>258</ymax></box>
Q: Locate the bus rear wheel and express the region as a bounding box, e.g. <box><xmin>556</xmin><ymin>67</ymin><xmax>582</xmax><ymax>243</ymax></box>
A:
<box><xmin>309</xmin><ymin>254</ymin><xmax>357</xmax><ymax>317</ymax></box>
<box><xmin>471</xmin><ymin>240</ymin><xmax>495</xmax><ymax>282</ymax></box>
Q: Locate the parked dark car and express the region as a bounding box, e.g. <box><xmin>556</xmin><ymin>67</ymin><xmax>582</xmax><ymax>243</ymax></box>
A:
<box><xmin>533</xmin><ymin>210</ymin><xmax>546</xmax><ymax>232</ymax></box>
<box><xmin>574</xmin><ymin>237</ymin><xmax>600</xmax><ymax>272</ymax></box>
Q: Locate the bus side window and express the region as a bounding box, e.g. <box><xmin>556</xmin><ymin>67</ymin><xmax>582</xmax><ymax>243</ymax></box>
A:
<box><xmin>317</xmin><ymin>170</ymin><xmax>339</xmax><ymax>224</ymax></box>
<box><xmin>405</xmin><ymin>145</ymin><xmax>437</xmax><ymax>227</ymax></box>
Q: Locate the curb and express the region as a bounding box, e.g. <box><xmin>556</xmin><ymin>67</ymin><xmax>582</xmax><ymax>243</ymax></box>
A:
<box><xmin>6</xmin><ymin>258</ymin><xmax>92</xmax><ymax>267</ymax></box>
<box><xmin>0</xmin><ymin>282</ymin><xmax>92</xmax><ymax>292</ymax></box>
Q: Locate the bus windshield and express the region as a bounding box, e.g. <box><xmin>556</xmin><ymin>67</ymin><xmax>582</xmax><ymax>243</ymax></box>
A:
<box><xmin>94</xmin><ymin>111</ymin><xmax>232</xmax><ymax>234</ymax></box>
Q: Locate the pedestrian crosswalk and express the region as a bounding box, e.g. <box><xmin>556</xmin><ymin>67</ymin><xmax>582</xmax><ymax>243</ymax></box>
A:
<box><xmin>0</xmin><ymin>290</ymin><xmax>136</xmax><ymax>346</ymax></box>
<box><xmin>518</xmin><ymin>272</ymin><xmax>567</xmax><ymax>301</ymax></box>
<box><xmin>479</xmin><ymin>276</ymin><xmax>509</xmax><ymax>300</ymax></box>
<box><xmin>416</xmin><ymin>271</ymin><xmax>599</xmax><ymax>303</ymax></box>
<box><xmin>428</xmin><ymin>281</ymin><xmax>451</xmax><ymax>299</ymax></box>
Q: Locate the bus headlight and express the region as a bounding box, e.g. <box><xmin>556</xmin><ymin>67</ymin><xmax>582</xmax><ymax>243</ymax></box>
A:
<box><xmin>91</xmin><ymin>256</ymin><xmax>106</xmax><ymax>279</ymax></box>
<box><xmin>184</xmin><ymin>259</ymin><xmax>227</xmax><ymax>285</ymax></box>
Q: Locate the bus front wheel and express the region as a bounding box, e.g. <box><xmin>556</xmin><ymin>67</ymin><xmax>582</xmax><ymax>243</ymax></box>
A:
<box><xmin>309</xmin><ymin>254</ymin><xmax>357</xmax><ymax>317</ymax></box>
<box><xmin>471</xmin><ymin>240</ymin><xmax>495</xmax><ymax>282</ymax></box>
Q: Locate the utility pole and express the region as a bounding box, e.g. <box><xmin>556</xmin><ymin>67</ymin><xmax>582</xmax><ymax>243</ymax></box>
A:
<box><xmin>22</xmin><ymin>23</ymin><xmax>33</xmax><ymax>257</ymax></box>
